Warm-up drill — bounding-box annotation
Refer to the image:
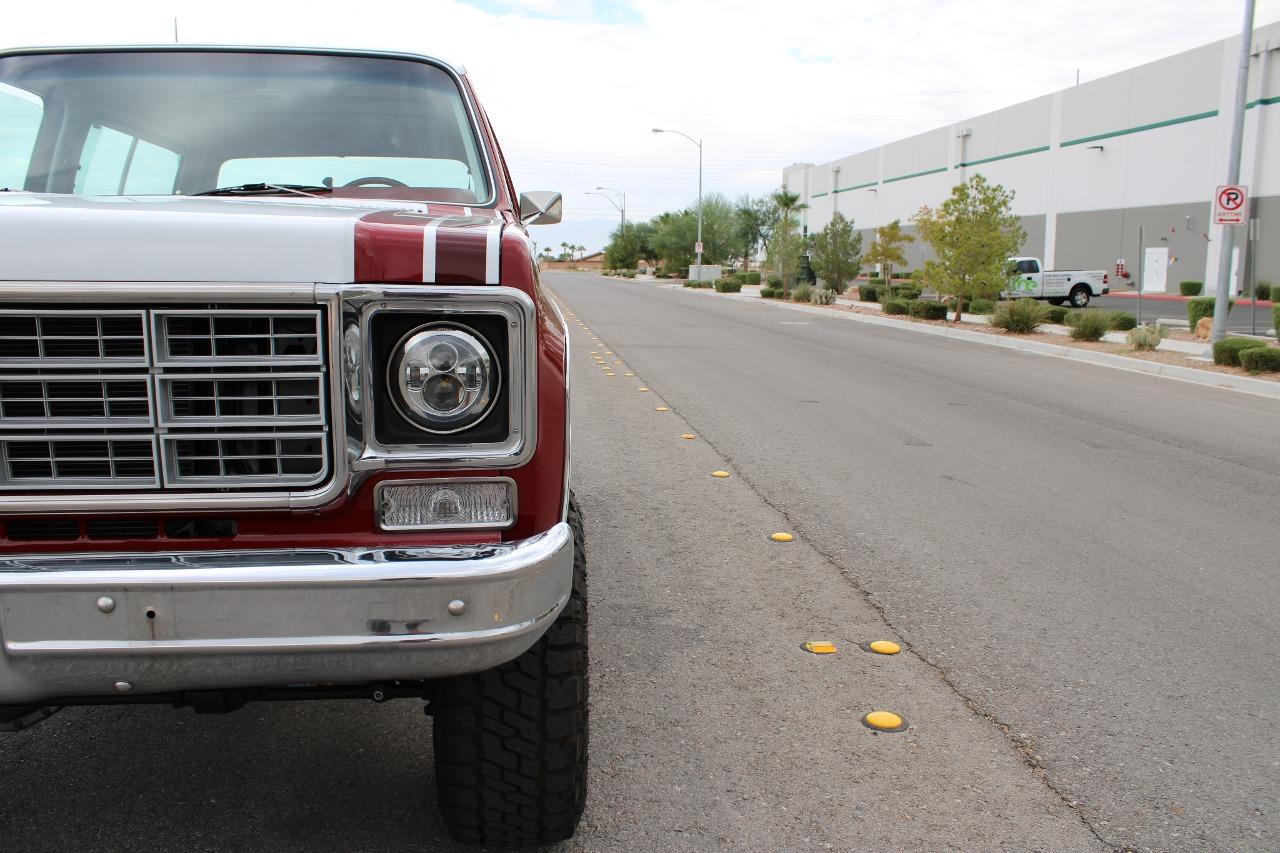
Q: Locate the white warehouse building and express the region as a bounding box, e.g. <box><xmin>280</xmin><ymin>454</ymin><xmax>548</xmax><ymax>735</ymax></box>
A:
<box><xmin>782</xmin><ymin>21</ymin><xmax>1280</xmax><ymax>293</ymax></box>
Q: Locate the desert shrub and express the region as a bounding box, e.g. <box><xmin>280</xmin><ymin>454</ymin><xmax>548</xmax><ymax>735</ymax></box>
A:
<box><xmin>883</xmin><ymin>299</ymin><xmax>910</xmax><ymax>315</ymax></box>
<box><xmin>1188</xmin><ymin>296</ymin><xmax>1233</xmax><ymax>328</ymax></box>
<box><xmin>791</xmin><ymin>283</ymin><xmax>813</xmax><ymax>303</ymax></box>
<box><xmin>1107</xmin><ymin>311</ymin><xmax>1138</xmax><ymax>331</ymax></box>
<box><xmin>1212</xmin><ymin>338</ymin><xmax>1269</xmax><ymax>366</ymax></box>
<box><xmin>890</xmin><ymin>286</ymin><xmax>921</xmax><ymax>301</ymax></box>
<box><xmin>714</xmin><ymin>278</ymin><xmax>742</xmax><ymax>293</ymax></box>
<box><xmin>1066</xmin><ymin>309</ymin><xmax>1111</xmax><ymax>341</ymax></box>
<box><xmin>1044</xmin><ymin>305</ymin><xmax>1070</xmax><ymax>324</ymax></box>
<box><xmin>682</xmin><ymin>279</ymin><xmax>696</xmax><ymax>288</ymax></box>
<box><xmin>693</xmin><ymin>279</ymin><xmax>713</xmax><ymax>288</ymax></box>
<box><xmin>908</xmin><ymin>300</ymin><xmax>948</xmax><ymax>320</ymax></box>
<box><xmin>759</xmin><ymin>287</ymin><xmax>781</xmax><ymax>299</ymax></box>
<box><xmin>1179</xmin><ymin>281</ymin><xmax>1203</xmax><ymax>296</ymax></box>
<box><xmin>968</xmin><ymin>299</ymin><xmax>996</xmax><ymax>314</ymax></box>
<box><xmin>1253</xmin><ymin>280</ymin><xmax>1270</xmax><ymax>300</ymax></box>
<box><xmin>1274</xmin><ymin>305</ymin><xmax>1280</xmax><ymax>333</ymax></box>
<box><xmin>858</xmin><ymin>284</ymin><xmax>880</xmax><ymax>303</ymax></box>
<box><xmin>744</xmin><ymin>271</ymin><xmax>761</xmax><ymax>285</ymax></box>
<box><xmin>868</xmin><ymin>277</ymin><xmax>886</xmax><ymax>287</ymax></box>
<box><xmin>766</xmin><ymin>274</ymin><xmax>782</xmax><ymax>288</ymax></box>
<box><xmin>1239</xmin><ymin>347</ymin><xmax>1280</xmax><ymax>373</ymax></box>
<box><xmin>990</xmin><ymin>298</ymin><xmax>1050</xmax><ymax>334</ymax></box>
<box><xmin>732</xmin><ymin>272</ymin><xmax>746</xmax><ymax>284</ymax></box>
<box><xmin>811</xmin><ymin>288</ymin><xmax>836</xmax><ymax>305</ymax></box>
<box><xmin>1126</xmin><ymin>324</ymin><xmax>1168</xmax><ymax>351</ymax></box>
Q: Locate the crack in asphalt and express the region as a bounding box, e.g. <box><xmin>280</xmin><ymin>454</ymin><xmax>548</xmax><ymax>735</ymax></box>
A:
<box><xmin>551</xmin><ymin>287</ymin><xmax>1128</xmax><ymax>852</ymax></box>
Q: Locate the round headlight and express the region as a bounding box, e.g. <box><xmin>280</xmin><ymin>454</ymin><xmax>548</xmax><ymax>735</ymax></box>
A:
<box><xmin>388</xmin><ymin>323</ymin><xmax>499</xmax><ymax>434</ymax></box>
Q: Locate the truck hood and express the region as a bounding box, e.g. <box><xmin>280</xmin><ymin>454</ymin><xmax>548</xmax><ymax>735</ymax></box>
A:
<box><xmin>0</xmin><ymin>194</ymin><xmax>504</xmax><ymax>284</ymax></box>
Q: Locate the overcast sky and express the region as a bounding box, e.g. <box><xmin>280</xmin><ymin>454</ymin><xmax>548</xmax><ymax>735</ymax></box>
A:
<box><xmin>6</xmin><ymin>0</ymin><xmax>1279</xmax><ymax>251</ymax></box>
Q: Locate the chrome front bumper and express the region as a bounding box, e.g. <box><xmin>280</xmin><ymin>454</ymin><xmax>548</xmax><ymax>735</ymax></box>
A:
<box><xmin>0</xmin><ymin>523</ymin><xmax>573</xmax><ymax>704</ymax></box>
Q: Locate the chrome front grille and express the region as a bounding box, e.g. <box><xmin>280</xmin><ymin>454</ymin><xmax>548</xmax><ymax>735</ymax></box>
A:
<box><xmin>0</xmin><ymin>311</ymin><xmax>147</xmax><ymax>364</ymax></box>
<box><xmin>0</xmin><ymin>306</ymin><xmax>330</xmax><ymax>494</ymax></box>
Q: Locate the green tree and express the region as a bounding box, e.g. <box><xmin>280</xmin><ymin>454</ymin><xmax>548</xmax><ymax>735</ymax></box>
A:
<box><xmin>603</xmin><ymin>225</ymin><xmax>642</xmax><ymax>269</ymax></box>
<box><xmin>809</xmin><ymin>211</ymin><xmax>863</xmax><ymax>294</ymax></box>
<box><xmin>651</xmin><ymin>209</ymin><xmax>698</xmax><ymax>271</ymax></box>
<box><xmin>766</xmin><ymin>188</ymin><xmax>806</xmax><ymax>293</ymax></box>
<box><xmin>913</xmin><ymin>174</ymin><xmax>1025</xmax><ymax>321</ymax></box>
<box><xmin>734</xmin><ymin>194</ymin><xmax>778</xmax><ymax>272</ymax></box>
<box><xmin>863</xmin><ymin>219</ymin><xmax>914</xmax><ymax>283</ymax></box>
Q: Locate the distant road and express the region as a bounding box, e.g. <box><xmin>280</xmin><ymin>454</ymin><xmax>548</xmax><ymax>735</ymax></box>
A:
<box><xmin>1093</xmin><ymin>293</ymin><xmax>1275</xmax><ymax>335</ymax></box>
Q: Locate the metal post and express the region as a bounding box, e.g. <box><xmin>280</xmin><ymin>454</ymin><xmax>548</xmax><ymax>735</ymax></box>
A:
<box><xmin>695</xmin><ymin>139</ymin><xmax>703</xmax><ymax>282</ymax></box>
<box><xmin>1250</xmin><ymin>218</ymin><xmax>1258</xmax><ymax>336</ymax></box>
<box><xmin>1208</xmin><ymin>0</ymin><xmax>1257</xmax><ymax>344</ymax></box>
<box><xmin>1137</xmin><ymin>226</ymin><xmax>1144</xmax><ymax>326</ymax></box>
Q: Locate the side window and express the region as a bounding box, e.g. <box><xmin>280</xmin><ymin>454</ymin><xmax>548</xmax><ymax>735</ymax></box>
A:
<box><xmin>75</xmin><ymin>124</ymin><xmax>179</xmax><ymax>195</ymax></box>
<box><xmin>1016</xmin><ymin>259</ymin><xmax>1039</xmax><ymax>275</ymax></box>
<box><xmin>0</xmin><ymin>82</ymin><xmax>43</xmax><ymax>190</ymax></box>
<box><xmin>124</xmin><ymin>140</ymin><xmax>180</xmax><ymax>194</ymax></box>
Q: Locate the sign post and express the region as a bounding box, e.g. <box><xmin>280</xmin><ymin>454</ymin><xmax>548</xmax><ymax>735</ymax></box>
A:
<box><xmin>1213</xmin><ymin>185</ymin><xmax>1248</xmax><ymax>226</ymax></box>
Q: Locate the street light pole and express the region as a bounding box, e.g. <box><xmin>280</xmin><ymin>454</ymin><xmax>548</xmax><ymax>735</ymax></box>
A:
<box><xmin>653</xmin><ymin>127</ymin><xmax>703</xmax><ymax>281</ymax></box>
<box><xmin>1207</xmin><ymin>0</ymin><xmax>1256</xmax><ymax>344</ymax></box>
<box><xmin>594</xmin><ymin>186</ymin><xmax>626</xmax><ymax>237</ymax></box>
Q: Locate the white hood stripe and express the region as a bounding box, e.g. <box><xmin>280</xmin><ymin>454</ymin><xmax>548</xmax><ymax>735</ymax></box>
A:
<box><xmin>421</xmin><ymin>220</ymin><xmax>440</xmax><ymax>282</ymax></box>
<box><xmin>485</xmin><ymin>223</ymin><xmax>503</xmax><ymax>284</ymax></box>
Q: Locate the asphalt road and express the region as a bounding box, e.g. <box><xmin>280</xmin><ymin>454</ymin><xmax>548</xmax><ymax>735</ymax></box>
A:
<box><xmin>1092</xmin><ymin>294</ymin><xmax>1276</xmax><ymax>335</ymax></box>
<box><xmin>0</xmin><ymin>270</ymin><xmax>1275</xmax><ymax>852</ymax></box>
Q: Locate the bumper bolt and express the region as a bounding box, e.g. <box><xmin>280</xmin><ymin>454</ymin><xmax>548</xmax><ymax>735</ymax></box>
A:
<box><xmin>96</xmin><ymin>596</ymin><xmax>116</xmax><ymax>614</ymax></box>
<box><xmin>447</xmin><ymin>599</ymin><xmax>467</xmax><ymax>616</ymax></box>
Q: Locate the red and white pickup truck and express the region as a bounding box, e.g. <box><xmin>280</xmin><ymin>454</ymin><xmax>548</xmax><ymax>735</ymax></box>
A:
<box><xmin>0</xmin><ymin>45</ymin><xmax>584</xmax><ymax>846</ymax></box>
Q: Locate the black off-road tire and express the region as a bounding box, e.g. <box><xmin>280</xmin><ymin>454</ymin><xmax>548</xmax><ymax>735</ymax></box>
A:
<box><xmin>432</xmin><ymin>498</ymin><xmax>588</xmax><ymax>846</ymax></box>
<box><xmin>1069</xmin><ymin>286</ymin><xmax>1091</xmax><ymax>308</ymax></box>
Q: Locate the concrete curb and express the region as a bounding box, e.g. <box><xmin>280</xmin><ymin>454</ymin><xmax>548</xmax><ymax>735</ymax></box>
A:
<box><xmin>680</xmin><ymin>288</ymin><xmax>1280</xmax><ymax>402</ymax></box>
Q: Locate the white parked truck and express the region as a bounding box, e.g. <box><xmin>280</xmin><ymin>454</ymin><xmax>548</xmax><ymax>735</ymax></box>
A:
<box><xmin>1001</xmin><ymin>257</ymin><xmax>1110</xmax><ymax>308</ymax></box>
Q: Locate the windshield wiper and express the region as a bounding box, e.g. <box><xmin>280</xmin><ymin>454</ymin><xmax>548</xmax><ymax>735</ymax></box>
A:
<box><xmin>194</xmin><ymin>183</ymin><xmax>333</xmax><ymax>197</ymax></box>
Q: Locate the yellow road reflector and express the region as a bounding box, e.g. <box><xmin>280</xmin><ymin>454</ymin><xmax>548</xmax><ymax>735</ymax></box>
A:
<box><xmin>861</xmin><ymin>711</ymin><xmax>907</xmax><ymax>732</ymax></box>
<box><xmin>867</xmin><ymin>640</ymin><xmax>902</xmax><ymax>655</ymax></box>
<box><xmin>637</xmin><ymin>387</ymin><xmax>649</xmax><ymax>392</ymax></box>
<box><xmin>614</xmin><ymin>359</ymin><xmax>623</xmax><ymax>364</ymax></box>
<box><xmin>625</xmin><ymin>372</ymin><xmax>636</xmax><ymax>376</ymax></box>
<box><xmin>802</xmin><ymin>641</ymin><xmax>837</xmax><ymax>654</ymax></box>
<box><xmin>680</xmin><ymin>433</ymin><xmax>696</xmax><ymax>440</ymax></box>
<box><xmin>711</xmin><ymin>471</ymin><xmax>730</xmax><ymax>478</ymax></box>
<box><xmin>589</xmin><ymin>351</ymin><xmax>598</xmax><ymax>355</ymax></box>
<box><xmin>605</xmin><ymin>351</ymin><xmax>613</xmax><ymax>355</ymax></box>
<box><xmin>769</xmin><ymin>532</ymin><xmax>794</xmax><ymax>543</ymax></box>
<box><xmin>656</xmin><ymin>406</ymin><xmax>670</xmax><ymax>412</ymax></box>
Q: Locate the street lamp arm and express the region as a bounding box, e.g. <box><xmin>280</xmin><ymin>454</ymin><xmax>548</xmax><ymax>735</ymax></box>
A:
<box><xmin>585</xmin><ymin>191</ymin><xmax>623</xmax><ymax>215</ymax></box>
<box><xmin>652</xmin><ymin>127</ymin><xmax>701</xmax><ymax>150</ymax></box>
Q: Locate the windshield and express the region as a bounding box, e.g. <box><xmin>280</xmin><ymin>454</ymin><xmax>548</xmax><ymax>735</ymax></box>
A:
<box><xmin>0</xmin><ymin>49</ymin><xmax>491</xmax><ymax>203</ymax></box>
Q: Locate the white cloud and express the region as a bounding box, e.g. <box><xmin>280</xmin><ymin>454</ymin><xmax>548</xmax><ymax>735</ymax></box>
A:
<box><xmin>5</xmin><ymin>0</ymin><xmax>1278</xmax><ymax>250</ymax></box>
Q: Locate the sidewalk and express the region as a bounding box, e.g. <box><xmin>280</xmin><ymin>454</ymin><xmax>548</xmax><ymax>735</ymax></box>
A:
<box><xmin>1106</xmin><ymin>289</ymin><xmax>1273</xmax><ymax>308</ymax></box>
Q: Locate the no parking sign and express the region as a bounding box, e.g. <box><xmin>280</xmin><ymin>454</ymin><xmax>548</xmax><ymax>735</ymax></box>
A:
<box><xmin>1213</xmin><ymin>185</ymin><xmax>1247</xmax><ymax>225</ymax></box>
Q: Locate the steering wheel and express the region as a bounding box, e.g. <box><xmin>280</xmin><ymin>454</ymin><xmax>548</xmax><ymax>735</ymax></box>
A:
<box><xmin>342</xmin><ymin>176</ymin><xmax>409</xmax><ymax>188</ymax></box>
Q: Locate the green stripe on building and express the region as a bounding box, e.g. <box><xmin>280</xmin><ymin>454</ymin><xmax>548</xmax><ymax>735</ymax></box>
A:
<box><xmin>959</xmin><ymin>145</ymin><xmax>1050</xmax><ymax>167</ymax></box>
<box><xmin>833</xmin><ymin>180</ymin><xmax>878</xmax><ymax>193</ymax></box>
<box><xmin>1060</xmin><ymin>109</ymin><xmax>1218</xmax><ymax>147</ymax></box>
<box><xmin>883</xmin><ymin>166</ymin><xmax>948</xmax><ymax>184</ymax></box>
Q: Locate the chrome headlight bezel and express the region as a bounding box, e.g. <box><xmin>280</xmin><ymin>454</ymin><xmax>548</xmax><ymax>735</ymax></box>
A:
<box><xmin>386</xmin><ymin>321</ymin><xmax>501</xmax><ymax>435</ymax></box>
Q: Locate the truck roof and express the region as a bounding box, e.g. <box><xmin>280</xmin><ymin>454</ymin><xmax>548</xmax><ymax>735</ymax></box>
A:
<box><xmin>0</xmin><ymin>44</ymin><xmax>468</xmax><ymax>77</ymax></box>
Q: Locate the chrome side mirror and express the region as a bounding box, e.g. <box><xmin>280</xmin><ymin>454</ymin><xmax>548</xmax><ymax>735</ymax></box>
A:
<box><xmin>519</xmin><ymin>191</ymin><xmax>562</xmax><ymax>225</ymax></box>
